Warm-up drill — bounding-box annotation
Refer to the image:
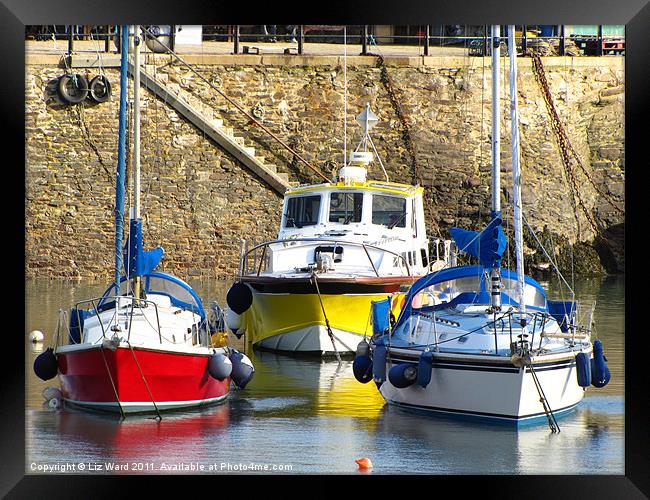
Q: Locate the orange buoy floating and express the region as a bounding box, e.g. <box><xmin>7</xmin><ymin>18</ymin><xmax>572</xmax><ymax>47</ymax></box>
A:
<box><xmin>355</xmin><ymin>458</ymin><xmax>373</xmax><ymax>470</ymax></box>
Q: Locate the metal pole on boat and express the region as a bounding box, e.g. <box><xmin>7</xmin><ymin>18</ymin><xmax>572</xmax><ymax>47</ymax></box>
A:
<box><xmin>114</xmin><ymin>25</ymin><xmax>129</xmax><ymax>294</ymax></box>
<box><xmin>491</xmin><ymin>25</ymin><xmax>501</xmax><ymax>217</ymax></box>
<box><xmin>508</xmin><ymin>25</ymin><xmax>527</xmax><ymax>324</ymax></box>
<box><xmin>133</xmin><ymin>25</ymin><xmax>142</xmax><ymax>300</ymax></box>
<box><xmin>490</xmin><ymin>24</ymin><xmax>502</xmax><ymax>312</ymax></box>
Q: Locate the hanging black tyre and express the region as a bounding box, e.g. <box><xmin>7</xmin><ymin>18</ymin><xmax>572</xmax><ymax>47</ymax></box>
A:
<box><xmin>89</xmin><ymin>75</ymin><xmax>112</xmax><ymax>103</ymax></box>
<box><xmin>57</xmin><ymin>74</ymin><xmax>89</xmax><ymax>104</ymax></box>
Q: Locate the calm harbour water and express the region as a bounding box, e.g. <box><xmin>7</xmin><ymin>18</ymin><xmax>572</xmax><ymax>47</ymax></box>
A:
<box><xmin>25</xmin><ymin>275</ymin><xmax>624</xmax><ymax>475</ymax></box>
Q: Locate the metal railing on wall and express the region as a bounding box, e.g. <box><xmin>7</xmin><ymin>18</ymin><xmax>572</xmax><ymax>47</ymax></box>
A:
<box><xmin>25</xmin><ymin>25</ymin><xmax>625</xmax><ymax>58</ymax></box>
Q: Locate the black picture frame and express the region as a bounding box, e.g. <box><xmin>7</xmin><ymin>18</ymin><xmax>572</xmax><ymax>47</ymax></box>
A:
<box><xmin>5</xmin><ymin>0</ymin><xmax>647</xmax><ymax>496</ymax></box>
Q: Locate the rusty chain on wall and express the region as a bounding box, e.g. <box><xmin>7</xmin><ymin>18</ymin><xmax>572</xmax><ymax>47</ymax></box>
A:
<box><xmin>372</xmin><ymin>53</ymin><xmax>420</xmax><ymax>186</ymax></box>
<box><xmin>530</xmin><ymin>55</ymin><xmax>623</xmax><ymax>244</ymax></box>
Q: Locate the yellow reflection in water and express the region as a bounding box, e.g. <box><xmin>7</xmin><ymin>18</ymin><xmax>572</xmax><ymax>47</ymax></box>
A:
<box><xmin>315</xmin><ymin>363</ymin><xmax>386</xmax><ymax>420</ymax></box>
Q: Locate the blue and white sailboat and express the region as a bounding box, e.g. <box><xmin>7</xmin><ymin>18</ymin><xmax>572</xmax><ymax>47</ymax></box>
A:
<box><xmin>354</xmin><ymin>26</ymin><xmax>610</xmax><ymax>427</ymax></box>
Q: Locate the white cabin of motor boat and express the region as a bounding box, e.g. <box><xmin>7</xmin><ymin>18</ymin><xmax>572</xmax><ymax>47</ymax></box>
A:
<box><xmin>237</xmin><ymin>104</ymin><xmax>452</xmax><ymax>281</ymax></box>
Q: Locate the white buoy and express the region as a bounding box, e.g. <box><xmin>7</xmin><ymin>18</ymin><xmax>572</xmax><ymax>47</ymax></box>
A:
<box><xmin>29</xmin><ymin>330</ymin><xmax>44</xmax><ymax>343</ymax></box>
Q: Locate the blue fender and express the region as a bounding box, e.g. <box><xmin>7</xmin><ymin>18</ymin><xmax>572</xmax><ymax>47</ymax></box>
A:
<box><xmin>230</xmin><ymin>349</ymin><xmax>255</xmax><ymax>389</ymax></box>
<box><xmin>372</xmin><ymin>345</ymin><xmax>387</xmax><ymax>386</ymax></box>
<box><xmin>417</xmin><ymin>351</ymin><xmax>434</xmax><ymax>388</ymax></box>
<box><xmin>34</xmin><ymin>348</ymin><xmax>58</xmax><ymax>381</ymax></box>
<box><xmin>353</xmin><ymin>355</ymin><xmax>373</xmax><ymax>384</ymax></box>
<box><xmin>575</xmin><ymin>352</ymin><xmax>592</xmax><ymax>388</ymax></box>
<box><xmin>388</xmin><ymin>363</ymin><xmax>418</xmax><ymax>389</ymax></box>
<box><xmin>590</xmin><ymin>339</ymin><xmax>611</xmax><ymax>388</ymax></box>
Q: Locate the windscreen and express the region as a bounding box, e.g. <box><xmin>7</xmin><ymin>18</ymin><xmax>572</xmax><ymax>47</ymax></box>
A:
<box><xmin>329</xmin><ymin>192</ymin><xmax>363</xmax><ymax>223</ymax></box>
<box><xmin>372</xmin><ymin>195</ymin><xmax>406</xmax><ymax>228</ymax></box>
<box><xmin>284</xmin><ymin>195</ymin><xmax>321</xmax><ymax>228</ymax></box>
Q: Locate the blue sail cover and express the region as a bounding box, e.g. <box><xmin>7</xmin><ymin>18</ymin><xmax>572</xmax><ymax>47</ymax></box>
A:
<box><xmin>450</xmin><ymin>218</ymin><xmax>507</xmax><ymax>269</ymax></box>
<box><xmin>114</xmin><ymin>25</ymin><xmax>129</xmax><ymax>290</ymax></box>
<box><xmin>126</xmin><ymin>218</ymin><xmax>164</xmax><ymax>277</ymax></box>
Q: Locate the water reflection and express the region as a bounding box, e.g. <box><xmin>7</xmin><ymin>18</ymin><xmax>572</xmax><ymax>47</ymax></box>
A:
<box><xmin>372</xmin><ymin>397</ymin><xmax>623</xmax><ymax>474</ymax></box>
<box><xmin>251</xmin><ymin>351</ymin><xmax>386</xmax><ymax>419</ymax></box>
<box><xmin>28</xmin><ymin>404</ymin><xmax>230</xmax><ymax>474</ymax></box>
<box><xmin>25</xmin><ymin>276</ymin><xmax>624</xmax><ymax>474</ymax></box>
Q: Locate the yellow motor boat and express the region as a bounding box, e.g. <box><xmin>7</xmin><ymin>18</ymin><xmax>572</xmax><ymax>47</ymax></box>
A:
<box><xmin>225</xmin><ymin>105</ymin><xmax>447</xmax><ymax>356</ymax></box>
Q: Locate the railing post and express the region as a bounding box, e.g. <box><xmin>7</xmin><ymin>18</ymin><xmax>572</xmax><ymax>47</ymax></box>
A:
<box><xmin>253</xmin><ymin>238</ymin><xmax>257</xmax><ymax>271</ymax></box>
<box><xmin>521</xmin><ymin>25</ymin><xmax>527</xmax><ymax>56</ymax></box>
<box><xmin>233</xmin><ymin>25</ymin><xmax>240</xmax><ymax>54</ymax></box>
<box><xmin>559</xmin><ymin>25</ymin><xmax>565</xmax><ymax>56</ymax></box>
<box><xmin>483</xmin><ymin>25</ymin><xmax>488</xmax><ymax>56</ymax></box>
<box><xmin>424</xmin><ymin>25</ymin><xmax>430</xmax><ymax>56</ymax></box>
<box><xmin>170</xmin><ymin>25</ymin><xmax>176</xmax><ymax>53</ymax></box>
<box><xmin>597</xmin><ymin>24</ymin><xmax>603</xmax><ymax>56</ymax></box>
<box><xmin>298</xmin><ymin>25</ymin><xmax>304</xmax><ymax>54</ymax></box>
<box><xmin>68</xmin><ymin>25</ymin><xmax>74</xmax><ymax>56</ymax></box>
<box><xmin>362</xmin><ymin>25</ymin><xmax>368</xmax><ymax>55</ymax></box>
<box><xmin>105</xmin><ymin>25</ymin><xmax>111</xmax><ymax>52</ymax></box>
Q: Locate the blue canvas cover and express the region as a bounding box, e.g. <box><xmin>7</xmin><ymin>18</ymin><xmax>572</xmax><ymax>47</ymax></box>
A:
<box><xmin>372</xmin><ymin>297</ymin><xmax>392</xmax><ymax>335</ymax></box>
<box><xmin>69</xmin><ymin>308</ymin><xmax>89</xmax><ymax>344</ymax></box>
<box><xmin>395</xmin><ymin>265</ymin><xmax>547</xmax><ymax>326</ymax></box>
<box><xmin>126</xmin><ymin>218</ymin><xmax>164</xmax><ymax>277</ymax></box>
<box><xmin>547</xmin><ymin>300</ymin><xmax>576</xmax><ymax>333</ymax></box>
<box><xmin>450</xmin><ymin>217</ymin><xmax>507</xmax><ymax>269</ymax></box>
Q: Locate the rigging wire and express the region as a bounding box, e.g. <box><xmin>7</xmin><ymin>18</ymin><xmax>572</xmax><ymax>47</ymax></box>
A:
<box><xmin>343</xmin><ymin>26</ymin><xmax>347</xmax><ymax>168</ymax></box>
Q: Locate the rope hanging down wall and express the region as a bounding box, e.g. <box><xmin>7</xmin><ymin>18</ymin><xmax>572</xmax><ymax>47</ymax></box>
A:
<box><xmin>530</xmin><ymin>55</ymin><xmax>623</xmax><ymax>243</ymax></box>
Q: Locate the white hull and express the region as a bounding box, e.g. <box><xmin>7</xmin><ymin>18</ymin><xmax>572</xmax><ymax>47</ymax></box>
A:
<box><xmin>63</xmin><ymin>394</ymin><xmax>229</xmax><ymax>415</ymax></box>
<box><xmin>254</xmin><ymin>325</ymin><xmax>364</xmax><ymax>356</ymax></box>
<box><xmin>379</xmin><ymin>351</ymin><xmax>587</xmax><ymax>423</ymax></box>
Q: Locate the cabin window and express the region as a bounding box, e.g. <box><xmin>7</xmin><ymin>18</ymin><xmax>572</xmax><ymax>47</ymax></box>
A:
<box><xmin>416</xmin><ymin>276</ymin><xmax>483</xmax><ymax>305</ymax></box>
<box><xmin>284</xmin><ymin>195</ymin><xmax>321</xmax><ymax>228</ymax></box>
<box><xmin>329</xmin><ymin>192</ymin><xmax>363</xmax><ymax>224</ymax></box>
<box><xmin>501</xmin><ymin>278</ymin><xmax>547</xmax><ymax>308</ymax></box>
<box><xmin>372</xmin><ymin>195</ymin><xmax>407</xmax><ymax>228</ymax></box>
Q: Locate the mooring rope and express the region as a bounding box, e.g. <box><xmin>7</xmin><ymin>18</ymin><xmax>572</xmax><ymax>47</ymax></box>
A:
<box><xmin>99</xmin><ymin>345</ymin><xmax>126</xmax><ymax>420</ymax></box>
<box><xmin>125</xmin><ymin>339</ymin><xmax>163</xmax><ymax>420</ymax></box>
<box><xmin>310</xmin><ymin>271</ymin><xmax>341</xmax><ymax>363</ymax></box>
<box><xmin>528</xmin><ymin>362</ymin><xmax>560</xmax><ymax>433</ymax></box>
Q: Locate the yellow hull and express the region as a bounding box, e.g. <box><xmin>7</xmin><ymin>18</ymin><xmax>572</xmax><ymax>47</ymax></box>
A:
<box><xmin>242</xmin><ymin>290</ymin><xmax>404</xmax><ymax>350</ymax></box>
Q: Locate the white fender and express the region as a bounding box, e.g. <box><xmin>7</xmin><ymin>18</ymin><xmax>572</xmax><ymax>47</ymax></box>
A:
<box><xmin>226</xmin><ymin>308</ymin><xmax>242</xmax><ymax>332</ymax></box>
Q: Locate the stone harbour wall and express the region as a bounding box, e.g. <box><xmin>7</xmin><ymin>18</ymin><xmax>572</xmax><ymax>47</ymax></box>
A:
<box><xmin>25</xmin><ymin>54</ymin><xmax>624</xmax><ymax>279</ymax></box>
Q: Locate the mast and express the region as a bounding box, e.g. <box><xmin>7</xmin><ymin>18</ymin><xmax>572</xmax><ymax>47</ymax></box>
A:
<box><xmin>114</xmin><ymin>25</ymin><xmax>129</xmax><ymax>293</ymax></box>
<box><xmin>491</xmin><ymin>25</ymin><xmax>501</xmax><ymax>218</ymax></box>
<box><xmin>489</xmin><ymin>25</ymin><xmax>502</xmax><ymax>311</ymax></box>
<box><xmin>124</xmin><ymin>26</ymin><xmax>164</xmax><ymax>291</ymax></box>
<box><xmin>508</xmin><ymin>25</ymin><xmax>526</xmax><ymax>318</ymax></box>
<box><xmin>133</xmin><ymin>26</ymin><xmax>141</xmax><ymax>223</ymax></box>
<box><xmin>132</xmin><ymin>25</ymin><xmax>142</xmax><ymax>300</ymax></box>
